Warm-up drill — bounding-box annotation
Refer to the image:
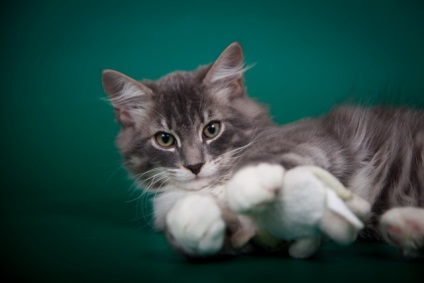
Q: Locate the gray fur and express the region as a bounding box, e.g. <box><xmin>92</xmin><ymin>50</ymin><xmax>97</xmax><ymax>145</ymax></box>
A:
<box><xmin>102</xmin><ymin>42</ymin><xmax>424</xmax><ymax>253</ymax></box>
<box><xmin>236</xmin><ymin>106</ymin><xmax>424</xmax><ymax>241</ymax></box>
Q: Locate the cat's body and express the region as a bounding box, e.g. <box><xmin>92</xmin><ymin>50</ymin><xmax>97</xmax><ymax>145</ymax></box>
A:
<box><xmin>102</xmin><ymin>43</ymin><xmax>424</xmax><ymax>258</ymax></box>
<box><xmin>236</xmin><ymin>106</ymin><xmax>424</xmax><ymax>236</ymax></box>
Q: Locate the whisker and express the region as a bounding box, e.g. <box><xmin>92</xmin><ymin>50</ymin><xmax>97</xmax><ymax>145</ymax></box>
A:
<box><xmin>129</xmin><ymin>167</ymin><xmax>167</xmax><ymax>192</ymax></box>
<box><xmin>104</xmin><ymin>160</ymin><xmax>131</xmax><ymax>185</ymax></box>
<box><xmin>137</xmin><ymin>175</ymin><xmax>172</xmax><ymax>230</ymax></box>
<box><xmin>132</xmin><ymin>167</ymin><xmax>164</xmax><ymax>179</ymax></box>
<box><xmin>125</xmin><ymin>191</ymin><xmax>144</xmax><ymax>203</ymax></box>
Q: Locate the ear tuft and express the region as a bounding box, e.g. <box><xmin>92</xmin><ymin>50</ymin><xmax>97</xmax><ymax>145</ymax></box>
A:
<box><xmin>204</xmin><ymin>42</ymin><xmax>245</xmax><ymax>84</ymax></box>
<box><xmin>204</xmin><ymin>42</ymin><xmax>249</xmax><ymax>101</ymax></box>
<box><xmin>101</xmin><ymin>69</ymin><xmax>152</xmax><ymax>126</ymax></box>
<box><xmin>102</xmin><ymin>70</ymin><xmax>152</xmax><ymax>107</ymax></box>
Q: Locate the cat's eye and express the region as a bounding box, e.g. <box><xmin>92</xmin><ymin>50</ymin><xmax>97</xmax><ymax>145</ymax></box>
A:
<box><xmin>154</xmin><ymin>132</ymin><xmax>176</xmax><ymax>148</ymax></box>
<box><xmin>203</xmin><ymin>122</ymin><xmax>221</xmax><ymax>139</ymax></box>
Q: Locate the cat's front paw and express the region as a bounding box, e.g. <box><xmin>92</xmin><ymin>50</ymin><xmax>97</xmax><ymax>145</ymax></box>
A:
<box><xmin>166</xmin><ymin>194</ymin><xmax>225</xmax><ymax>256</ymax></box>
<box><xmin>379</xmin><ymin>207</ymin><xmax>424</xmax><ymax>257</ymax></box>
<box><xmin>226</xmin><ymin>163</ymin><xmax>285</xmax><ymax>214</ymax></box>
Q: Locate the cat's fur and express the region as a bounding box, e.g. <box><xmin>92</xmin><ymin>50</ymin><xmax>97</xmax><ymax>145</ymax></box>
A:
<box><xmin>102</xmin><ymin>42</ymin><xmax>424</xmax><ymax>257</ymax></box>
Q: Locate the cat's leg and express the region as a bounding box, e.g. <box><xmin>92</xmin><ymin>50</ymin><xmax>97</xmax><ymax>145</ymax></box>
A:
<box><xmin>379</xmin><ymin>207</ymin><xmax>424</xmax><ymax>257</ymax></box>
<box><xmin>165</xmin><ymin>194</ymin><xmax>226</xmax><ymax>256</ymax></box>
<box><xmin>288</xmin><ymin>237</ymin><xmax>321</xmax><ymax>259</ymax></box>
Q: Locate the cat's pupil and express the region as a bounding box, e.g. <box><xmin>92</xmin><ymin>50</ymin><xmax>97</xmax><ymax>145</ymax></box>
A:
<box><xmin>207</xmin><ymin>125</ymin><xmax>216</xmax><ymax>134</ymax></box>
<box><xmin>161</xmin><ymin>133</ymin><xmax>171</xmax><ymax>144</ymax></box>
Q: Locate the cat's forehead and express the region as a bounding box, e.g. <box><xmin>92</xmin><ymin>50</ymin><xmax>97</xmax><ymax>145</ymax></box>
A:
<box><xmin>148</xmin><ymin>71</ymin><xmax>220</xmax><ymax>129</ymax></box>
<box><xmin>148</xmin><ymin>69</ymin><xmax>204</xmax><ymax>93</ymax></box>
<box><xmin>156</xmin><ymin>71</ymin><xmax>196</xmax><ymax>91</ymax></box>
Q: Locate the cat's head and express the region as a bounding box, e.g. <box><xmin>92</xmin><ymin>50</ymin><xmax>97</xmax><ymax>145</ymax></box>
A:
<box><xmin>102</xmin><ymin>42</ymin><xmax>272</xmax><ymax>192</ymax></box>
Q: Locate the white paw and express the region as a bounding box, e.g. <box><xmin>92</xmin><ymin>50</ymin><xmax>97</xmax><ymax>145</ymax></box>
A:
<box><xmin>166</xmin><ymin>194</ymin><xmax>225</xmax><ymax>256</ymax></box>
<box><xmin>379</xmin><ymin>207</ymin><xmax>424</xmax><ymax>256</ymax></box>
<box><xmin>226</xmin><ymin>163</ymin><xmax>285</xmax><ymax>214</ymax></box>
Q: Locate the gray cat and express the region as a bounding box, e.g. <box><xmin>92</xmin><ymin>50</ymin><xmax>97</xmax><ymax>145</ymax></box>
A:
<box><xmin>101</xmin><ymin>42</ymin><xmax>424</xmax><ymax>258</ymax></box>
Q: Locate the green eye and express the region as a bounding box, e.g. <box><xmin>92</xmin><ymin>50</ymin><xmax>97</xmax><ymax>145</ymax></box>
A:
<box><xmin>154</xmin><ymin>132</ymin><xmax>175</xmax><ymax>148</ymax></box>
<box><xmin>203</xmin><ymin>122</ymin><xmax>221</xmax><ymax>139</ymax></box>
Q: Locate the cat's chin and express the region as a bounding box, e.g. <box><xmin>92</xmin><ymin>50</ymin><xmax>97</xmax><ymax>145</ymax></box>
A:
<box><xmin>175</xmin><ymin>176</ymin><xmax>215</xmax><ymax>191</ymax></box>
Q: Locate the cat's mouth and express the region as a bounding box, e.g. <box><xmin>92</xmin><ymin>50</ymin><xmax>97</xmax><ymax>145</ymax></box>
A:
<box><xmin>191</xmin><ymin>175</ymin><xmax>214</xmax><ymax>185</ymax></box>
<box><xmin>175</xmin><ymin>175</ymin><xmax>215</xmax><ymax>191</ymax></box>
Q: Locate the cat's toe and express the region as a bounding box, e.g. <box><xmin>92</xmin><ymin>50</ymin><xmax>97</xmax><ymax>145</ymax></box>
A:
<box><xmin>166</xmin><ymin>194</ymin><xmax>225</xmax><ymax>256</ymax></box>
<box><xmin>379</xmin><ymin>207</ymin><xmax>424</xmax><ymax>257</ymax></box>
<box><xmin>226</xmin><ymin>163</ymin><xmax>285</xmax><ymax>214</ymax></box>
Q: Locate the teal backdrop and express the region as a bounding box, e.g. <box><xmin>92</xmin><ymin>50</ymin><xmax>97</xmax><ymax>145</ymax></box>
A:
<box><xmin>2</xmin><ymin>0</ymin><xmax>423</xmax><ymax>282</ymax></box>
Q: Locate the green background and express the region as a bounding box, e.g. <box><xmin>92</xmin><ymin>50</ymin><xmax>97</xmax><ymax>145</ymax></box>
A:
<box><xmin>2</xmin><ymin>0</ymin><xmax>423</xmax><ymax>282</ymax></box>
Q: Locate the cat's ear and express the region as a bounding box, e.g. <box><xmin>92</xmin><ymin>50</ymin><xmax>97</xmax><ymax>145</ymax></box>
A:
<box><xmin>203</xmin><ymin>42</ymin><xmax>246</xmax><ymax>101</ymax></box>
<box><xmin>102</xmin><ymin>69</ymin><xmax>153</xmax><ymax>127</ymax></box>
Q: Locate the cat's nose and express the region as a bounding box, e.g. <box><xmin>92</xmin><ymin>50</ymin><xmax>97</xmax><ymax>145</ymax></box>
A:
<box><xmin>184</xmin><ymin>163</ymin><xmax>204</xmax><ymax>175</ymax></box>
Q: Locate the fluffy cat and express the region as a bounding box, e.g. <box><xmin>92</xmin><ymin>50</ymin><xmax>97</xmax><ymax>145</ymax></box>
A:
<box><xmin>102</xmin><ymin>42</ymin><xmax>424</xmax><ymax>258</ymax></box>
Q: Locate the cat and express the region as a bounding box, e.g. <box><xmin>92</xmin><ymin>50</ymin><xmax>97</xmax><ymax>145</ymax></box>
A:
<box><xmin>101</xmin><ymin>42</ymin><xmax>424</xmax><ymax>258</ymax></box>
